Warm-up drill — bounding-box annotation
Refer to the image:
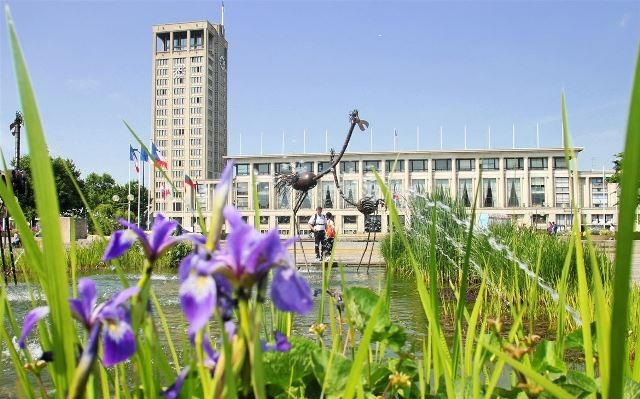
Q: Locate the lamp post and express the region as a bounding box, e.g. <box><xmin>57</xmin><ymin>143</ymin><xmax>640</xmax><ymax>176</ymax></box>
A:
<box><xmin>9</xmin><ymin>111</ymin><xmax>22</xmax><ymax>167</ymax></box>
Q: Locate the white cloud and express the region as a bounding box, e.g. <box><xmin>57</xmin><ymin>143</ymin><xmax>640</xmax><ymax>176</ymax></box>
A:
<box><xmin>65</xmin><ymin>78</ymin><xmax>100</xmax><ymax>91</ymax></box>
<box><xmin>619</xmin><ymin>14</ymin><xmax>630</xmax><ymax>29</ymax></box>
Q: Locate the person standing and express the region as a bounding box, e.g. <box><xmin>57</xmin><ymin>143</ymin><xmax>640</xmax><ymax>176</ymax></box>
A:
<box><xmin>323</xmin><ymin>212</ymin><xmax>336</xmax><ymax>259</ymax></box>
<box><xmin>309</xmin><ymin>206</ymin><xmax>327</xmax><ymax>261</ymax></box>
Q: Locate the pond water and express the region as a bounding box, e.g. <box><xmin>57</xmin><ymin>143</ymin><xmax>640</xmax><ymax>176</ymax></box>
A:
<box><xmin>1</xmin><ymin>267</ymin><xmax>427</xmax><ymax>397</ymax></box>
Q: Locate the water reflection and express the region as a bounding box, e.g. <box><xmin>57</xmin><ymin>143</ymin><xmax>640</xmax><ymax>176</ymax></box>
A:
<box><xmin>1</xmin><ymin>268</ymin><xmax>425</xmax><ymax>396</ymax></box>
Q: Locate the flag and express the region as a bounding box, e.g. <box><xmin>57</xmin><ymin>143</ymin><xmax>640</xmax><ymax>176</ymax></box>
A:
<box><xmin>140</xmin><ymin>146</ymin><xmax>149</xmax><ymax>162</ymax></box>
<box><xmin>129</xmin><ymin>145</ymin><xmax>140</xmax><ymax>173</ymax></box>
<box><xmin>161</xmin><ymin>184</ymin><xmax>171</xmax><ymax>199</ymax></box>
<box><xmin>151</xmin><ymin>142</ymin><xmax>168</xmax><ymax>169</ymax></box>
<box><xmin>394</xmin><ymin>129</ymin><xmax>398</xmax><ymax>137</ymax></box>
<box><xmin>185</xmin><ymin>174</ymin><xmax>196</xmax><ymax>189</ymax></box>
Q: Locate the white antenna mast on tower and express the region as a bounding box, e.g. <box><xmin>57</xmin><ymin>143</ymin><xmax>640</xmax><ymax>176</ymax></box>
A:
<box><xmin>221</xmin><ymin>1</ymin><xmax>225</xmax><ymax>28</ymax></box>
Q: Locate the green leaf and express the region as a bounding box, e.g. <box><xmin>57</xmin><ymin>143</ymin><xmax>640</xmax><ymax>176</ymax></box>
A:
<box><xmin>263</xmin><ymin>337</ymin><xmax>318</xmax><ymax>390</ymax></box>
<box><xmin>6</xmin><ymin>6</ymin><xmax>76</xmax><ymax>390</ymax></box>
<box><xmin>563</xmin><ymin>323</ymin><xmax>597</xmax><ymax>352</ymax></box>
<box><xmin>311</xmin><ymin>350</ymin><xmax>355</xmax><ymax>398</ymax></box>
<box><xmin>532</xmin><ymin>340</ymin><xmax>567</xmax><ymax>374</ymax></box>
<box><xmin>345</xmin><ymin>286</ymin><xmax>406</xmax><ymax>351</ymax></box>
<box><xmin>557</xmin><ymin>371</ymin><xmax>597</xmax><ymax>396</ymax></box>
<box><xmin>623</xmin><ymin>377</ymin><xmax>640</xmax><ymax>399</ymax></box>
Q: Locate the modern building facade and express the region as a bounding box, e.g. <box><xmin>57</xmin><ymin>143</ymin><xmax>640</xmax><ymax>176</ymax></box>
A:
<box><xmin>150</xmin><ymin>20</ymin><xmax>228</xmax><ymax>216</ymax></box>
<box><xmin>162</xmin><ymin>148</ymin><xmax>620</xmax><ymax>235</ymax></box>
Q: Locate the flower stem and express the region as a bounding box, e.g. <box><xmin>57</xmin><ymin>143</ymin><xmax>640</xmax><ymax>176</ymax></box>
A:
<box><xmin>238</xmin><ymin>299</ymin><xmax>266</xmax><ymax>399</ymax></box>
<box><xmin>195</xmin><ymin>329</ymin><xmax>213</xmax><ymax>398</ymax></box>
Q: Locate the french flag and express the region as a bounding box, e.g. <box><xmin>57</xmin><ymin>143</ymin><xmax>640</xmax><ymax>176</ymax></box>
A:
<box><xmin>129</xmin><ymin>145</ymin><xmax>140</xmax><ymax>173</ymax></box>
<box><xmin>151</xmin><ymin>142</ymin><xmax>168</xmax><ymax>169</ymax></box>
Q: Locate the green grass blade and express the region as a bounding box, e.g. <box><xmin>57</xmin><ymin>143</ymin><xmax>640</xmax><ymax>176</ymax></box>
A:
<box><xmin>342</xmin><ymin>295</ymin><xmax>384</xmax><ymax>399</ymax></box>
<box><xmin>452</xmin><ymin>173</ymin><xmax>481</xmax><ymax>377</ymax></box>
<box><xmin>561</xmin><ymin>93</ymin><xmax>594</xmax><ymax>379</ymax></box>
<box><xmin>6</xmin><ymin>6</ymin><xmax>76</xmax><ymax>389</ymax></box>
<box><xmin>608</xmin><ymin>43</ymin><xmax>640</xmax><ymax>399</ymax></box>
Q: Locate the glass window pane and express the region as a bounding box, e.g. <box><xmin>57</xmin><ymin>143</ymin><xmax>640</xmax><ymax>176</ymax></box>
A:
<box><xmin>319</xmin><ymin>181</ymin><xmax>336</xmax><ymax>209</ymax></box>
<box><xmin>257</xmin><ymin>182</ymin><xmax>269</xmax><ymax>209</ymax></box>
<box><xmin>386</xmin><ymin>160</ymin><xmax>404</xmax><ymax>172</ymax></box>
<box><xmin>482</xmin><ymin>178</ymin><xmax>496</xmax><ymax>207</ymax></box>
<box><xmin>435</xmin><ymin>179</ymin><xmax>450</xmax><ymax>195</ymax></box>
<box><xmin>411</xmin><ymin>179</ymin><xmax>426</xmax><ymax>194</ymax></box>
<box><xmin>342</xmin><ymin>180</ymin><xmax>357</xmax><ymax>208</ymax></box>
<box><xmin>506</xmin><ymin>178</ymin><xmax>521</xmax><ymax>207</ymax></box>
<box><xmin>390</xmin><ymin>179</ymin><xmax>403</xmax><ymax>207</ymax></box>
<box><xmin>434</xmin><ymin>159</ymin><xmax>452</xmax><ymax>171</ymax></box>
<box><xmin>458</xmin><ymin>178</ymin><xmax>472</xmax><ymax>206</ymax></box>
<box><xmin>530</xmin><ymin>177</ymin><xmax>545</xmax><ymax>206</ymax></box>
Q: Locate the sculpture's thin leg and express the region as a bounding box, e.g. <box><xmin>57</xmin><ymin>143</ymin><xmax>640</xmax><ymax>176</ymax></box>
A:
<box><xmin>293</xmin><ymin>192</ymin><xmax>310</xmax><ymax>271</ymax></box>
<box><xmin>357</xmin><ymin>231</ymin><xmax>371</xmax><ymax>272</ymax></box>
<box><xmin>0</xmin><ymin>223</ymin><xmax>6</xmax><ymax>285</ymax></box>
<box><xmin>367</xmin><ymin>230</ymin><xmax>377</xmax><ymax>273</ymax></box>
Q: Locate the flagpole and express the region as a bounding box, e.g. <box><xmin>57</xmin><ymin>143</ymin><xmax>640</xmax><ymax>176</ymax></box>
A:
<box><xmin>141</xmin><ymin>154</ymin><xmax>145</xmax><ymax>229</ymax></box>
<box><xmin>464</xmin><ymin>125</ymin><xmax>467</xmax><ymax>150</ymax></box>
<box><xmin>137</xmin><ymin>162</ymin><xmax>142</xmax><ymax>228</ymax></box>
<box><xmin>147</xmin><ymin>143</ymin><xmax>152</xmax><ymax>230</ymax></box>
<box><xmin>127</xmin><ymin>152</ymin><xmax>131</xmax><ymax>227</ymax></box>
<box><xmin>393</xmin><ymin>128</ymin><xmax>397</xmax><ymax>152</ymax></box>
<box><xmin>326</xmin><ymin>129</ymin><xmax>329</xmax><ymax>153</ymax></box>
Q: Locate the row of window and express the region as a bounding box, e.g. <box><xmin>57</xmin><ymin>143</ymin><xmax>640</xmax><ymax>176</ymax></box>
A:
<box><xmin>156</xmin><ymin>57</ymin><xmax>204</xmax><ymax>67</ymax></box>
<box><xmin>156</xmin><ymin>31</ymin><xmax>205</xmax><ymax>52</ymax></box>
<box><xmin>234</xmin><ymin>157</ymin><xmax>568</xmax><ymax>176</ymax></box>
<box><xmin>231</xmin><ymin>176</ymin><xmax>606</xmax><ymax>210</ymax></box>
<box><xmin>156</xmin><ymin>87</ymin><xmax>203</xmax><ymax>96</ymax></box>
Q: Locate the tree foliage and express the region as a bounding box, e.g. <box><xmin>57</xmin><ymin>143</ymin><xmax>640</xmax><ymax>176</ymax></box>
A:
<box><xmin>606</xmin><ymin>152</ymin><xmax>638</xmax><ymax>204</ymax></box>
<box><xmin>12</xmin><ymin>156</ymin><xmax>149</xmax><ymax>233</ymax></box>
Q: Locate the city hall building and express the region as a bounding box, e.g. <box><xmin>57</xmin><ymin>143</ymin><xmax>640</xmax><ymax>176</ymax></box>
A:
<box><xmin>163</xmin><ymin>147</ymin><xmax>619</xmax><ymax>236</ymax></box>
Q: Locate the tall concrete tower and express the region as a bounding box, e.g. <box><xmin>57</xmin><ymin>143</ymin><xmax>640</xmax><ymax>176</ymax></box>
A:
<box><xmin>150</xmin><ymin>20</ymin><xmax>228</xmax><ymax>225</ymax></box>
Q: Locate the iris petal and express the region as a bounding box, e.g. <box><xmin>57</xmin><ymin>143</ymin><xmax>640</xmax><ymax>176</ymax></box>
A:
<box><xmin>179</xmin><ymin>273</ymin><xmax>217</xmax><ymax>334</ymax></box>
<box><xmin>101</xmin><ymin>319</ymin><xmax>136</xmax><ymax>367</ymax></box>
<box><xmin>271</xmin><ymin>267</ymin><xmax>313</xmax><ymax>315</ymax></box>
<box><xmin>18</xmin><ymin>306</ymin><xmax>49</xmax><ymax>349</ymax></box>
<box><xmin>162</xmin><ymin>366</ymin><xmax>190</xmax><ymax>399</ymax></box>
<box><xmin>102</xmin><ymin>229</ymin><xmax>138</xmax><ymax>262</ymax></box>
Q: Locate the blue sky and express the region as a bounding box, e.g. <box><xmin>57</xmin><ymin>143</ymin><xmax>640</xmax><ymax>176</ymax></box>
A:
<box><xmin>1</xmin><ymin>1</ymin><xmax>639</xmax><ymax>182</ymax></box>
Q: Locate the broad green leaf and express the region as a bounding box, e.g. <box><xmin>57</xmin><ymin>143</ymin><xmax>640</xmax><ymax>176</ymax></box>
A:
<box><xmin>345</xmin><ymin>286</ymin><xmax>406</xmax><ymax>351</ymax></box>
<box><xmin>311</xmin><ymin>350</ymin><xmax>355</xmax><ymax>398</ymax></box>
<box><xmin>263</xmin><ymin>337</ymin><xmax>317</xmax><ymax>390</ymax></box>
<box><xmin>532</xmin><ymin>340</ymin><xmax>567</xmax><ymax>374</ymax></box>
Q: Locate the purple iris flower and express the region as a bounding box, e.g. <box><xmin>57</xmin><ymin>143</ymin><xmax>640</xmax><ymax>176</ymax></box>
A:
<box><xmin>261</xmin><ymin>331</ymin><xmax>291</xmax><ymax>352</ymax></box>
<box><xmin>178</xmin><ymin>249</ymin><xmax>221</xmax><ymax>334</ymax></box>
<box><xmin>271</xmin><ymin>266</ymin><xmax>313</xmax><ymax>315</ymax></box>
<box><xmin>19</xmin><ymin>278</ymin><xmax>139</xmax><ymax>367</ymax></box>
<box><xmin>102</xmin><ymin>213</ymin><xmax>182</xmax><ymax>262</ymax></box>
<box><xmin>162</xmin><ymin>366</ymin><xmax>190</xmax><ymax>399</ymax></box>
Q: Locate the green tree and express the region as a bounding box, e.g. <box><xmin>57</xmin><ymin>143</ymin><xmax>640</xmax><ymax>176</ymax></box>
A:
<box><xmin>606</xmin><ymin>152</ymin><xmax>638</xmax><ymax>204</ymax></box>
<box><xmin>13</xmin><ymin>155</ymin><xmax>85</xmax><ymax>222</ymax></box>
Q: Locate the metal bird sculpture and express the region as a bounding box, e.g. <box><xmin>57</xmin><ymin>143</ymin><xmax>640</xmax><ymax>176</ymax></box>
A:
<box><xmin>328</xmin><ymin>151</ymin><xmax>385</xmax><ymax>271</ymax></box>
<box><xmin>275</xmin><ymin>110</ymin><xmax>368</xmax><ymax>267</ymax></box>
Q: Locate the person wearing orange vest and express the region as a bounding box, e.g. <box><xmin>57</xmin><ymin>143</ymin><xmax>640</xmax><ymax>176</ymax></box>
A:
<box><xmin>323</xmin><ymin>212</ymin><xmax>336</xmax><ymax>260</ymax></box>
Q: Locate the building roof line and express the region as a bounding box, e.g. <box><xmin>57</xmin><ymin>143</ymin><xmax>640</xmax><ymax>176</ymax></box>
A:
<box><xmin>223</xmin><ymin>147</ymin><xmax>584</xmax><ymax>159</ymax></box>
